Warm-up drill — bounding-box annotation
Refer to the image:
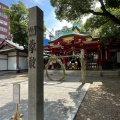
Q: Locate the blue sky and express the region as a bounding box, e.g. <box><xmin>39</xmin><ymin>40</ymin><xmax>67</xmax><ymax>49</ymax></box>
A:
<box><xmin>1</xmin><ymin>0</ymin><xmax>100</xmax><ymax>39</ymax></box>
<box><xmin>1</xmin><ymin>0</ymin><xmax>73</xmax><ymax>38</ymax></box>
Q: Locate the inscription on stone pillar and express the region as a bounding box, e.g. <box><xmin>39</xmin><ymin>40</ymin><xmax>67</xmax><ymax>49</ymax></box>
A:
<box><xmin>29</xmin><ymin>39</ymin><xmax>36</xmax><ymax>53</ymax></box>
<box><xmin>28</xmin><ymin>39</ymin><xmax>36</xmax><ymax>68</ymax></box>
<box><xmin>28</xmin><ymin>26</ymin><xmax>36</xmax><ymax>36</ymax></box>
<box><xmin>29</xmin><ymin>57</ymin><xmax>36</xmax><ymax>68</ymax></box>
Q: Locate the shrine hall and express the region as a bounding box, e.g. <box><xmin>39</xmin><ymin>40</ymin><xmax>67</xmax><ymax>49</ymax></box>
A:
<box><xmin>44</xmin><ymin>23</ymin><xmax>120</xmax><ymax>70</ymax></box>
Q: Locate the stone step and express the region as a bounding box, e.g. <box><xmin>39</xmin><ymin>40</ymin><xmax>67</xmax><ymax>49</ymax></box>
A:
<box><xmin>44</xmin><ymin>70</ymin><xmax>120</xmax><ymax>77</ymax></box>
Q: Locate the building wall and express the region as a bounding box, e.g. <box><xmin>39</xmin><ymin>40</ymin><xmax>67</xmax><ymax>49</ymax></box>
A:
<box><xmin>0</xmin><ymin>2</ymin><xmax>10</xmax><ymax>44</ymax></box>
<box><xmin>19</xmin><ymin>52</ymin><xmax>28</xmax><ymax>69</ymax></box>
<box><xmin>0</xmin><ymin>54</ymin><xmax>7</xmax><ymax>70</ymax></box>
<box><xmin>19</xmin><ymin>57</ymin><xmax>28</xmax><ymax>69</ymax></box>
<box><xmin>8</xmin><ymin>57</ymin><xmax>16</xmax><ymax>70</ymax></box>
<box><xmin>8</xmin><ymin>52</ymin><xmax>16</xmax><ymax>70</ymax></box>
<box><xmin>0</xmin><ymin>51</ymin><xmax>28</xmax><ymax>70</ymax></box>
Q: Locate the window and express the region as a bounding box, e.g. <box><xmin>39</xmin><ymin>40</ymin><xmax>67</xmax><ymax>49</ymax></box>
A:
<box><xmin>0</xmin><ymin>5</ymin><xmax>5</xmax><ymax>9</ymax></box>
<box><xmin>1</xmin><ymin>6</ymin><xmax>4</xmax><ymax>9</ymax></box>
<box><xmin>0</xmin><ymin>19</ymin><xmax>7</xmax><ymax>25</ymax></box>
<box><xmin>0</xmin><ymin>12</ymin><xmax>8</xmax><ymax>19</ymax></box>
<box><xmin>0</xmin><ymin>27</ymin><xmax>7</xmax><ymax>32</ymax></box>
<box><xmin>0</xmin><ymin>34</ymin><xmax>7</xmax><ymax>39</ymax></box>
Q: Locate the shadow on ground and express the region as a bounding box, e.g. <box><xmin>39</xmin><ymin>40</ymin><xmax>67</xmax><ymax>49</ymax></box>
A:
<box><xmin>44</xmin><ymin>99</ymin><xmax>70</xmax><ymax>120</ymax></box>
<box><xmin>74</xmin><ymin>76</ymin><xmax>120</xmax><ymax>120</ymax></box>
<box><xmin>0</xmin><ymin>100</ymin><xmax>28</xmax><ymax>120</ymax></box>
<box><xmin>0</xmin><ymin>99</ymin><xmax>71</xmax><ymax>120</ymax></box>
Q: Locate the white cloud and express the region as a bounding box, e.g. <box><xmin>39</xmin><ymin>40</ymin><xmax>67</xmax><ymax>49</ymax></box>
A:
<box><xmin>45</xmin><ymin>1</ymin><xmax>101</xmax><ymax>39</ymax></box>
<box><xmin>45</xmin><ymin>10</ymin><xmax>72</xmax><ymax>39</ymax></box>
<box><xmin>34</xmin><ymin>0</ymin><xmax>47</xmax><ymax>5</ymax></box>
<box><xmin>22</xmin><ymin>0</ymin><xmax>47</xmax><ymax>7</ymax></box>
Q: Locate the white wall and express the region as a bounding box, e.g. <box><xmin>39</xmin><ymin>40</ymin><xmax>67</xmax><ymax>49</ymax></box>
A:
<box><xmin>8</xmin><ymin>57</ymin><xmax>16</xmax><ymax>70</ymax></box>
<box><xmin>0</xmin><ymin>52</ymin><xmax>28</xmax><ymax>70</ymax></box>
<box><xmin>0</xmin><ymin>60</ymin><xmax>7</xmax><ymax>70</ymax></box>
<box><xmin>0</xmin><ymin>55</ymin><xmax>7</xmax><ymax>70</ymax></box>
<box><xmin>19</xmin><ymin>57</ymin><xmax>28</xmax><ymax>69</ymax></box>
<box><xmin>117</xmin><ymin>52</ymin><xmax>120</xmax><ymax>63</ymax></box>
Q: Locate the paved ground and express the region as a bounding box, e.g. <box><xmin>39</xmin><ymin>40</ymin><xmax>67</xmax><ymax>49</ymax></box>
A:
<box><xmin>74</xmin><ymin>75</ymin><xmax>120</xmax><ymax>120</ymax></box>
<box><xmin>0</xmin><ymin>70</ymin><xmax>89</xmax><ymax>120</ymax></box>
<box><xmin>0</xmin><ymin>70</ymin><xmax>120</xmax><ymax>120</ymax></box>
<box><xmin>0</xmin><ymin>71</ymin><xmax>28</xmax><ymax>120</ymax></box>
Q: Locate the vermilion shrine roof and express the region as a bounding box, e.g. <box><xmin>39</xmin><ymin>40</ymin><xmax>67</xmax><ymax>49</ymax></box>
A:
<box><xmin>49</xmin><ymin>23</ymin><xmax>92</xmax><ymax>44</ymax></box>
<box><xmin>44</xmin><ymin>23</ymin><xmax>100</xmax><ymax>51</ymax></box>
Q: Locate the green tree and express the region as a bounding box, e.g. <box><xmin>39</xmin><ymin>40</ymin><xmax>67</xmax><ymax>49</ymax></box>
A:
<box><xmin>82</xmin><ymin>8</ymin><xmax>120</xmax><ymax>42</ymax></box>
<box><xmin>4</xmin><ymin>1</ymin><xmax>47</xmax><ymax>52</ymax></box>
<box><xmin>50</xmin><ymin>0</ymin><xmax>120</xmax><ymax>42</ymax></box>
<box><xmin>4</xmin><ymin>1</ymin><xmax>28</xmax><ymax>52</ymax></box>
<box><xmin>50</xmin><ymin>0</ymin><xmax>120</xmax><ymax>25</ymax></box>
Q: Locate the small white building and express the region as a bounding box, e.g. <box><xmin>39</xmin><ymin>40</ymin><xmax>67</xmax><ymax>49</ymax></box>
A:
<box><xmin>0</xmin><ymin>40</ymin><xmax>28</xmax><ymax>71</ymax></box>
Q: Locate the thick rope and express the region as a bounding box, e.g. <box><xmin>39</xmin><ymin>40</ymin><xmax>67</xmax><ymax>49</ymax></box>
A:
<box><xmin>45</xmin><ymin>55</ymin><xmax>65</xmax><ymax>81</ymax></box>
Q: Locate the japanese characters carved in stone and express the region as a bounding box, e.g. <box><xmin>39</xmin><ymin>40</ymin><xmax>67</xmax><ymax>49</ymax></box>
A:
<box><xmin>29</xmin><ymin>39</ymin><xmax>36</xmax><ymax>53</ymax></box>
<box><xmin>29</xmin><ymin>57</ymin><xmax>36</xmax><ymax>68</ymax></box>
<box><xmin>28</xmin><ymin>26</ymin><xmax>36</xmax><ymax>36</ymax></box>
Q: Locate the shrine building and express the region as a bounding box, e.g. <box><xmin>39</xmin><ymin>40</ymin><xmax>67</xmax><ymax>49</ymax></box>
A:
<box><xmin>44</xmin><ymin>23</ymin><xmax>120</xmax><ymax>70</ymax></box>
<box><xmin>0</xmin><ymin>39</ymin><xmax>28</xmax><ymax>71</ymax></box>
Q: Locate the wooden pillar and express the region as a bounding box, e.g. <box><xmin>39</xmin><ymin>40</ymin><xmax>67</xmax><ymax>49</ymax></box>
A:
<box><xmin>28</xmin><ymin>6</ymin><xmax>43</xmax><ymax>120</ymax></box>
<box><xmin>98</xmin><ymin>49</ymin><xmax>102</xmax><ymax>70</ymax></box>
<box><xmin>7</xmin><ymin>53</ymin><xmax>8</xmax><ymax>70</ymax></box>
<box><xmin>16</xmin><ymin>50</ymin><xmax>19</xmax><ymax>69</ymax></box>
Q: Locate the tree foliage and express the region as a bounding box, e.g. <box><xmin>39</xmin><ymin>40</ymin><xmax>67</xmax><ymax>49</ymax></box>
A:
<box><xmin>50</xmin><ymin>0</ymin><xmax>120</xmax><ymax>42</ymax></box>
<box><xmin>50</xmin><ymin>0</ymin><xmax>120</xmax><ymax>25</ymax></box>
<box><xmin>4</xmin><ymin>1</ymin><xmax>47</xmax><ymax>52</ymax></box>
<box><xmin>82</xmin><ymin>8</ymin><xmax>120</xmax><ymax>42</ymax></box>
<box><xmin>4</xmin><ymin>1</ymin><xmax>28</xmax><ymax>52</ymax></box>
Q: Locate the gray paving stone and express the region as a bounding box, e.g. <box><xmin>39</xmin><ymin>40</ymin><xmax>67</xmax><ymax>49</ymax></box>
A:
<box><xmin>0</xmin><ymin>71</ymin><xmax>90</xmax><ymax>120</ymax></box>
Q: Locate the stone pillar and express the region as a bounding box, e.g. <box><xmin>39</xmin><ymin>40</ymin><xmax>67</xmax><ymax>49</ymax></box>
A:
<box><xmin>81</xmin><ymin>49</ymin><xmax>85</xmax><ymax>84</ymax></box>
<box><xmin>28</xmin><ymin>6</ymin><xmax>43</xmax><ymax>120</ymax></box>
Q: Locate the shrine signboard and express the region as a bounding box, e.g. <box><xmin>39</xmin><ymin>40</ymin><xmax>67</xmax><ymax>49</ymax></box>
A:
<box><xmin>13</xmin><ymin>83</ymin><xmax>20</xmax><ymax>104</ymax></box>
